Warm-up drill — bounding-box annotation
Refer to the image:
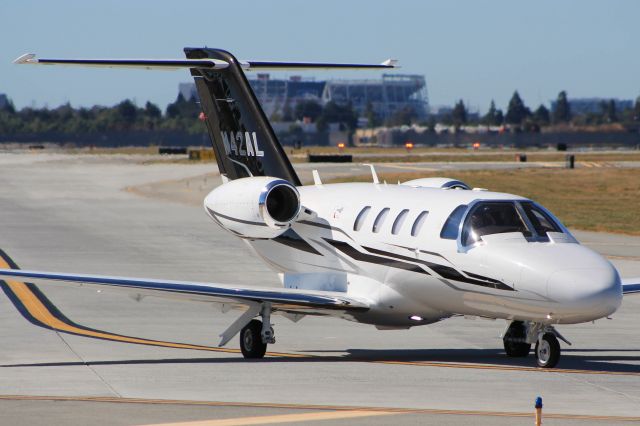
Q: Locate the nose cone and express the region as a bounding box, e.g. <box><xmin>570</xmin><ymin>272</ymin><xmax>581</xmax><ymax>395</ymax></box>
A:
<box><xmin>547</xmin><ymin>264</ymin><xmax>622</xmax><ymax>322</ymax></box>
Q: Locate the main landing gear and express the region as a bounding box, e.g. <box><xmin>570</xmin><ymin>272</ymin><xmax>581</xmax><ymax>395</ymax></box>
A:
<box><xmin>238</xmin><ymin>304</ymin><xmax>275</xmax><ymax>359</ymax></box>
<box><xmin>503</xmin><ymin>321</ymin><xmax>569</xmax><ymax>368</ymax></box>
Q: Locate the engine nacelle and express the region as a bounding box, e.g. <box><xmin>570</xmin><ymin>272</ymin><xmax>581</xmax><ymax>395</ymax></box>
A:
<box><xmin>401</xmin><ymin>177</ymin><xmax>470</xmax><ymax>190</ymax></box>
<box><xmin>204</xmin><ymin>177</ymin><xmax>301</xmax><ymax>239</ymax></box>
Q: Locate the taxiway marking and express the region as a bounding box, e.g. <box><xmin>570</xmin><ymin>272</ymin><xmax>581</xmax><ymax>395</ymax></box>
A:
<box><xmin>139</xmin><ymin>410</ymin><xmax>395</xmax><ymax>426</ymax></box>
<box><xmin>1</xmin><ymin>395</ymin><xmax>639</xmax><ymax>423</ymax></box>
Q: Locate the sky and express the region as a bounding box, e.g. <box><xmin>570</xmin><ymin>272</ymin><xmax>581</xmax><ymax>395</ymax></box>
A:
<box><xmin>1</xmin><ymin>0</ymin><xmax>638</xmax><ymax>113</ymax></box>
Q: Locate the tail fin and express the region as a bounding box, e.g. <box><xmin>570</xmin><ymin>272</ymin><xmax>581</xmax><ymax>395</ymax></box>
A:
<box><xmin>185</xmin><ymin>48</ymin><xmax>300</xmax><ymax>184</ymax></box>
<box><xmin>15</xmin><ymin>48</ymin><xmax>397</xmax><ymax>185</ymax></box>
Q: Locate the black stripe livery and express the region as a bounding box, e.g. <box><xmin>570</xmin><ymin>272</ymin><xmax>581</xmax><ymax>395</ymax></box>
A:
<box><xmin>324</xmin><ymin>239</ymin><xmax>428</xmax><ymax>275</ymax></box>
<box><xmin>322</xmin><ymin>239</ymin><xmax>513</xmax><ymax>291</ymax></box>
<box><xmin>206</xmin><ymin>207</ymin><xmax>268</xmax><ymax>227</ymax></box>
<box><xmin>273</xmin><ymin>229</ymin><xmax>323</xmax><ymax>256</ymax></box>
<box><xmin>364</xmin><ymin>246</ymin><xmax>513</xmax><ymax>291</ymax></box>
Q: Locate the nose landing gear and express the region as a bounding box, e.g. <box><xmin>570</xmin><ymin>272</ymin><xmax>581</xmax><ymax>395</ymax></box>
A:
<box><xmin>503</xmin><ymin>321</ymin><xmax>568</xmax><ymax>368</ymax></box>
<box><xmin>535</xmin><ymin>332</ymin><xmax>560</xmax><ymax>368</ymax></box>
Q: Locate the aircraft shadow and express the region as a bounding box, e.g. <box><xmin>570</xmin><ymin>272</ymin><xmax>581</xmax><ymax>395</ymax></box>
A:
<box><xmin>3</xmin><ymin>347</ymin><xmax>639</xmax><ymax>374</ymax></box>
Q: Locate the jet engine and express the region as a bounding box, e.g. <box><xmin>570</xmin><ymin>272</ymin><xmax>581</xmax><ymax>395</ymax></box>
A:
<box><xmin>204</xmin><ymin>176</ymin><xmax>301</xmax><ymax>239</ymax></box>
<box><xmin>401</xmin><ymin>177</ymin><xmax>470</xmax><ymax>190</ymax></box>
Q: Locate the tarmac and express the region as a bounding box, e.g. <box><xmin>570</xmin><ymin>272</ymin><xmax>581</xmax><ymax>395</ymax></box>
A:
<box><xmin>0</xmin><ymin>152</ymin><xmax>638</xmax><ymax>425</ymax></box>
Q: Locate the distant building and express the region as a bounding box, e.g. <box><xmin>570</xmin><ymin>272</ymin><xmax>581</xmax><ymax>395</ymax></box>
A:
<box><xmin>177</xmin><ymin>73</ymin><xmax>429</xmax><ymax>122</ymax></box>
<box><xmin>321</xmin><ymin>74</ymin><xmax>428</xmax><ymax>121</ymax></box>
<box><xmin>551</xmin><ymin>98</ymin><xmax>633</xmax><ymax>115</ymax></box>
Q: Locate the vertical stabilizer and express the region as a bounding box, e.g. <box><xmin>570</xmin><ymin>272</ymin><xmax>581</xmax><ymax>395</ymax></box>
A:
<box><xmin>185</xmin><ymin>48</ymin><xmax>301</xmax><ymax>185</ymax></box>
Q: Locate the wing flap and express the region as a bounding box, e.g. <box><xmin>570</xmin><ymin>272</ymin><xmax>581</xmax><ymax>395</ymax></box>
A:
<box><xmin>0</xmin><ymin>269</ymin><xmax>369</xmax><ymax>314</ymax></box>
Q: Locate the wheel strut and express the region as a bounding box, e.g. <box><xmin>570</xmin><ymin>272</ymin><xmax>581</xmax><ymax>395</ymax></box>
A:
<box><xmin>260</xmin><ymin>303</ymin><xmax>276</xmax><ymax>344</ymax></box>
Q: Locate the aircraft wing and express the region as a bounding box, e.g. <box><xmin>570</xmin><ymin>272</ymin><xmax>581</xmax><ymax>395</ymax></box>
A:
<box><xmin>622</xmin><ymin>277</ymin><xmax>640</xmax><ymax>295</ymax></box>
<box><xmin>0</xmin><ymin>268</ymin><xmax>370</xmax><ymax>316</ymax></box>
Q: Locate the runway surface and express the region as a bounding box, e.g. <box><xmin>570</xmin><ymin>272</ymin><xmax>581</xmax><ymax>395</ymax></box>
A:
<box><xmin>0</xmin><ymin>152</ymin><xmax>638</xmax><ymax>425</ymax></box>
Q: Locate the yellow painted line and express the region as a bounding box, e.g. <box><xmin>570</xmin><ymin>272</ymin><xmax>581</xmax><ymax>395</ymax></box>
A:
<box><xmin>138</xmin><ymin>410</ymin><xmax>395</xmax><ymax>426</ymax></box>
<box><xmin>1</xmin><ymin>395</ymin><xmax>640</xmax><ymax>422</ymax></box>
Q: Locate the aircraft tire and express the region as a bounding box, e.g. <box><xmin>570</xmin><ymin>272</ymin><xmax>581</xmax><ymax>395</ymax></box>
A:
<box><xmin>240</xmin><ymin>319</ymin><xmax>267</xmax><ymax>359</ymax></box>
<box><xmin>535</xmin><ymin>333</ymin><xmax>560</xmax><ymax>368</ymax></box>
<box><xmin>503</xmin><ymin>321</ymin><xmax>531</xmax><ymax>357</ymax></box>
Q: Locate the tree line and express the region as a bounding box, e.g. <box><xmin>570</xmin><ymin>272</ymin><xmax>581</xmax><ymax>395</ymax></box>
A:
<box><xmin>0</xmin><ymin>93</ymin><xmax>203</xmax><ymax>137</ymax></box>
<box><xmin>1</xmin><ymin>90</ymin><xmax>639</xmax><ymax>142</ymax></box>
<box><xmin>444</xmin><ymin>91</ymin><xmax>640</xmax><ymax>131</ymax></box>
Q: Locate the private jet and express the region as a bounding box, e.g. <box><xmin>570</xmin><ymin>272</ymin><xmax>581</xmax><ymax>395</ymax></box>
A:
<box><xmin>3</xmin><ymin>48</ymin><xmax>638</xmax><ymax>368</ymax></box>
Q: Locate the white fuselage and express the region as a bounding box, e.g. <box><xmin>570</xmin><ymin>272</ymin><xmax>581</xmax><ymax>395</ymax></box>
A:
<box><xmin>207</xmin><ymin>182</ymin><xmax>622</xmax><ymax>328</ymax></box>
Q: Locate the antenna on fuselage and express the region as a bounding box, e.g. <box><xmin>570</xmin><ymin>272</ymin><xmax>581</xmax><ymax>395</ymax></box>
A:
<box><xmin>312</xmin><ymin>170</ymin><xmax>323</xmax><ymax>186</ymax></box>
<box><xmin>362</xmin><ymin>164</ymin><xmax>379</xmax><ymax>184</ymax></box>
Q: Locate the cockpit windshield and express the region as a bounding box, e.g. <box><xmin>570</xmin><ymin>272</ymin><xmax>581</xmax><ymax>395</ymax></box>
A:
<box><xmin>461</xmin><ymin>202</ymin><xmax>531</xmax><ymax>246</ymax></box>
<box><xmin>520</xmin><ymin>201</ymin><xmax>562</xmax><ymax>236</ymax></box>
<box><xmin>457</xmin><ymin>201</ymin><xmax>564</xmax><ymax>246</ymax></box>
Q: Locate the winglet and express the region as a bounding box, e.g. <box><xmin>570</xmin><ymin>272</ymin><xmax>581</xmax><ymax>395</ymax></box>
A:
<box><xmin>13</xmin><ymin>53</ymin><xmax>37</xmax><ymax>64</ymax></box>
<box><xmin>381</xmin><ymin>58</ymin><xmax>399</xmax><ymax>68</ymax></box>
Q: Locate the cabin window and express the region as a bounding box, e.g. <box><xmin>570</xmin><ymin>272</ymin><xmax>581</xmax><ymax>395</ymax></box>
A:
<box><xmin>392</xmin><ymin>209</ymin><xmax>410</xmax><ymax>235</ymax></box>
<box><xmin>520</xmin><ymin>202</ymin><xmax>562</xmax><ymax>236</ymax></box>
<box><xmin>440</xmin><ymin>205</ymin><xmax>468</xmax><ymax>240</ymax></box>
<box><xmin>411</xmin><ymin>211</ymin><xmax>429</xmax><ymax>237</ymax></box>
<box><xmin>372</xmin><ymin>208</ymin><xmax>390</xmax><ymax>233</ymax></box>
<box><xmin>353</xmin><ymin>206</ymin><xmax>371</xmax><ymax>231</ymax></box>
<box><xmin>461</xmin><ymin>202</ymin><xmax>531</xmax><ymax>246</ymax></box>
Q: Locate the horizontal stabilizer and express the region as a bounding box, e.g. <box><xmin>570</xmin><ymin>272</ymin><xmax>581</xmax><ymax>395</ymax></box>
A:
<box><xmin>13</xmin><ymin>54</ymin><xmax>229</xmax><ymax>71</ymax></box>
<box><xmin>14</xmin><ymin>53</ymin><xmax>398</xmax><ymax>71</ymax></box>
<box><xmin>238</xmin><ymin>59</ymin><xmax>398</xmax><ymax>71</ymax></box>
